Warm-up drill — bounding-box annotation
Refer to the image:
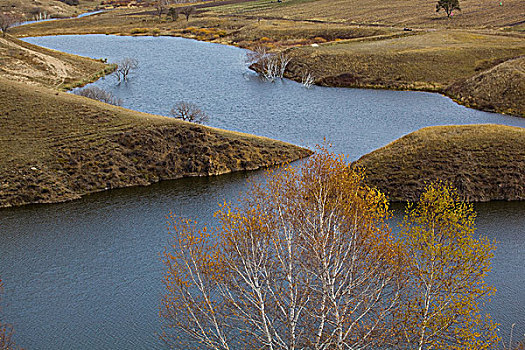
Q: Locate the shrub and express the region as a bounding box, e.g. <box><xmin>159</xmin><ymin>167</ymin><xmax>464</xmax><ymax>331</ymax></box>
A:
<box><xmin>74</xmin><ymin>86</ymin><xmax>122</xmax><ymax>106</ymax></box>
<box><xmin>130</xmin><ymin>27</ymin><xmax>149</xmax><ymax>35</ymax></box>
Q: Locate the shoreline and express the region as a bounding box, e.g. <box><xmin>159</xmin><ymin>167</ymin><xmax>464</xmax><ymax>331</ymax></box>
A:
<box><xmin>14</xmin><ymin>26</ymin><xmax>524</xmax><ymax>118</ymax></box>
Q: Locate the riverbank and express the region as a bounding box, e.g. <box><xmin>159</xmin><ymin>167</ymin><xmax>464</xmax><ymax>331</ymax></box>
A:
<box><xmin>10</xmin><ymin>2</ymin><xmax>525</xmax><ymax>117</ymax></box>
<box><xmin>0</xmin><ymin>34</ymin><xmax>115</xmax><ymax>89</ymax></box>
<box><xmin>354</xmin><ymin>125</ymin><xmax>525</xmax><ymax>202</ymax></box>
<box><xmin>0</xmin><ymin>76</ymin><xmax>311</xmax><ymax>208</ymax></box>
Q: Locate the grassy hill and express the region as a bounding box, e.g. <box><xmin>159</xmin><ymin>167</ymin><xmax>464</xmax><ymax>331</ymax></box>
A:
<box><xmin>286</xmin><ymin>31</ymin><xmax>525</xmax><ymax>92</ymax></box>
<box><xmin>1</xmin><ymin>0</ymin><xmax>99</xmax><ymax>20</ymax></box>
<box><xmin>209</xmin><ymin>0</ymin><xmax>525</xmax><ymax>30</ymax></box>
<box><xmin>0</xmin><ymin>77</ymin><xmax>310</xmax><ymax>208</ymax></box>
<box><xmin>446</xmin><ymin>56</ymin><xmax>525</xmax><ymax>117</ymax></box>
<box><xmin>0</xmin><ymin>34</ymin><xmax>113</xmax><ymax>89</ymax></box>
<box><xmin>354</xmin><ymin>125</ymin><xmax>525</xmax><ymax>202</ymax></box>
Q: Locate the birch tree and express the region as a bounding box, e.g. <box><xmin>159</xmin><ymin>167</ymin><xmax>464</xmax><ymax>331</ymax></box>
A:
<box><xmin>396</xmin><ymin>182</ymin><xmax>498</xmax><ymax>350</ymax></box>
<box><xmin>161</xmin><ymin>148</ymin><xmax>405</xmax><ymax>349</ymax></box>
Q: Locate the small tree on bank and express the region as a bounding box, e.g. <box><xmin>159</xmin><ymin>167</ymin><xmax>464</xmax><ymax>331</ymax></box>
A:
<box><xmin>167</xmin><ymin>7</ymin><xmax>178</xmax><ymax>21</ymax></box>
<box><xmin>0</xmin><ymin>13</ymin><xmax>20</xmax><ymax>37</ymax></box>
<box><xmin>154</xmin><ymin>0</ymin><xmax>170</xmax><ymax>18</ymax></box>
<box><xmin>74</xmin><ymin>86</ymin><xmax>122</xmax><ymax>106</ymax></box>
<box><xmin>436</xmin><ymin>0</ymin><xmax>461</xmax><ymax>18</ymax></box>
<box><xmin>179</xmin><ymin>6</ymin><xmax>195</xmax><ymax>21</ymax></box>
<box><xmin>169</xmin><ymin>101</ymin><xmax>209</xmax><ymax>124</ymax></box>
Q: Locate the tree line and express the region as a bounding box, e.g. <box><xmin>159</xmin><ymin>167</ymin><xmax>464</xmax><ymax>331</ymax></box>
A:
<box><xmin>161</xmin><ymin>148</ymin><xmax>501</xmax><ymax>350</ymax></box>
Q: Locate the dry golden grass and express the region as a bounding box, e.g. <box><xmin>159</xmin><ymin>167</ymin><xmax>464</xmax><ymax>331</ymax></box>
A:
<box><xmin>354</xmin><ymin>125</ymin><xmax>525</xmax><ymax>202</ymax></box>
<box><xmin>0</xmin><ymin>14</ymin><xmax>310</xmax><ymax>208</ymax></box>
<box><xmin>0</xmin><ymin>34</ymin><xmax>113</xmax><ymax>89</ymax></box>
<box><xmin>446</xmin><ymin>56</ymin><xmax>525</xmax><ymax>116</ymax></box>
<box><xmin>286</xmin><ymin>30</ymin><xmax>525</xmax><ymax>91</ymax></box>
<box><xmin>0</xmin><ymin>77</ymin><xmax>310</xmax><ymax>207</ymax></box>
<box><xmin>210</xmin><ymin>0</ymin><xmax>525</xmax><ymax>29</ymax></box>
<box><xmin>1</xmin><ymin>0</ymin><xmax>100</xmax><ymax>20</ymax></box>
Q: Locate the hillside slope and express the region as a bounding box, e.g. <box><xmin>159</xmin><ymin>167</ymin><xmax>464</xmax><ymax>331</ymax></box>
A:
<box><xmin>0</xmin><ymin>35</ymin><xmax>113</xmax><ymax>89</ymax></box>
<box><xmin>1</xmin><ymin>0</ymin><xmax>98</xmax><ymax>20</ymax></box>
<box><xmin>446</xmin><ymin>56</ymin><xmax>525</xmax><ymax>117</ymax></box>
<box><xmin>213</xmin><ymin>0</ymin><xmax>525</xmax><ymax>29</ymax></box>
<box><xmin>355</xmin><ymin>125</ymin><xmax>525</xmax><ymax>202</ymax></box>
<box><xmin>0</xmin><ymin>78</ymin><xmax>311</xmax><ymax>207</ymax></box>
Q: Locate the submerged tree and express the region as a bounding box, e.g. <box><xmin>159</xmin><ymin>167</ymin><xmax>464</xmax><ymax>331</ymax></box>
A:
<box><xmin>395</xmin><ymin>182</ymin><xmax>498</xmax><ymax>349</ymax></box>
<box><xmin>115</xmin><ymin>57</ymin><xmax>138</xmax><ymax>83</ymax></box>
<box><xmin>246</xmin><ymin>46</ymin><xmax>292</xmax><ymax>82</ymax></box>
<box><xmin>436</xmin><ymin>0</ymin><xmax>461</xmax><ymax>17</ymax></box>
<box><xmin>161</xmin><ymin>149</ymin><xmax>406</xmax><ymax>349</ymax></box>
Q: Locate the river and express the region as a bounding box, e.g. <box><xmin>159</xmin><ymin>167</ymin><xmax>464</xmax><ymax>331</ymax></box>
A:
<box><xmin>0</xmin><ymin>35</ymin><xmax>523</xmax><ymax>349</ymax></box>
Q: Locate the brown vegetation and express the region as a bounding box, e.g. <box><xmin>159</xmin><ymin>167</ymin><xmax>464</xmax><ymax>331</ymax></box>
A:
<box><xmin>287</xmin><ymin>31</ymin><xmax>525</xmax><ymax>92</ymax></box>
<box><xmin>354</xmin><ymin>125</ymin><xmax>525</xmax><ymax>202</ymax></box>
<box><xmin>0</xmin><ymin>77</ymin><xmax>311</xmax><ymax>208</ymax></box>
<box><xmin>0</xmin><ymin>35</ymin><xmax>114</xmax><ymax>89</ymax></box>
<box><xmin>0</xmin><ymin>0</ymin><xmax>99</xmax><ymax>20</ymax></box>
<box><xmin>446</xmin><ymin>56</ymin><xmax>525</xmax><ymax>116</ymax></box>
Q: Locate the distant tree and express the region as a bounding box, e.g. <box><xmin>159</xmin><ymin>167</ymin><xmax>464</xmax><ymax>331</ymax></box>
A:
<box><xmin>154</xmin><ymin>0</ymin><xmax>170</xmax><ymax>18</ymax></box>
<box><xmin>58</xmin><ymin>0</ymin><xmax>80</xmax><ymax>5</ymax></box>
<box><xmin>167</xmin><ymin>7</ymin><xmax>178</xmax><ymax>21</ymax></box>
<box><xmin>0</xmin><ymin>13</ymin><xmax>20</xmax><ymax>37</ymax></box>
<box><xmin>29</xmin><ymin>7</ymin><xmax>43</xmax><ymax>21</ymax></box>
<box><xmin>169</xmin><ymin>101</ymin><xmax>209</xmax><ymax>124</ymax></box>
<box><xmin>436</xmin><ymin>0</ymin><xmax>461</xmax><ymax>18</ymax></box>
<box><xmin>395</xmin><ymin>182</ymin><xmax>499</xmax><ymax>349</ymax></box>
<box><xmin>115</xmin><ymin>57</ymin><xmax>138</xmax><ymax>82</ymax></box>
<box><xmin>75</xmin><ymin>86</ymin><xmax>122</xmax><ymax>106</ymax></box>
<box><xmin>179</xmin><ymin>6</ymin><xmax>195</xmax><ymax>21</ymax></box>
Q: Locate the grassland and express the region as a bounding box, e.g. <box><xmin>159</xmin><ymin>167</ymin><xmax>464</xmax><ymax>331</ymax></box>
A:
<box><xmin>10</xmin><ymin>0</ymin><xmax>525</xmax><ymax>116</ymax></box>
<box><xmin>0</xmin><ymin>34</ymin><xmax>114</xmax><ymax>89</ymax></box>
<box><xmin>1</xmin><ymin>0</ymin><xmax>100</xmax><ymax>20</ymax></box>
<box><xmin>354</xmin><ymin>125</ymin><xmax>525</xmax><ymax>202</ymax></box>
<box><xmin>286</xmin><ymin>31</ymin><xmax>525</xmax><ymax>92</ymax></box>
<box><xmin>2</xmin><ymin>0</ymin><xmax>524</xmax><ymax>206</ymax></box>
<box><xmin>445</xmin><ymin>56</ymin><xmax>525</xmax><ymax>116</ymax></box>
<box><xmin>208</xmin><ymin>0</ymin><xmax>525</xmax><ymax>30</ymax></box>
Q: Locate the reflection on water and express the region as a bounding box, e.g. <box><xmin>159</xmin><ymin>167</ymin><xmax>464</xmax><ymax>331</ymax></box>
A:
<box><xmin>0</xmin><ymin>35</ymin><xmax>523</xmax><ymax>349</ymax></box>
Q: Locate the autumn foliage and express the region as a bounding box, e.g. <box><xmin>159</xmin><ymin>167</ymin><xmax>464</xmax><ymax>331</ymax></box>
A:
<box><xmin>161</xmin><ymin>149</ymin><xmax>498</xmax><ymax>350</ymax></box>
